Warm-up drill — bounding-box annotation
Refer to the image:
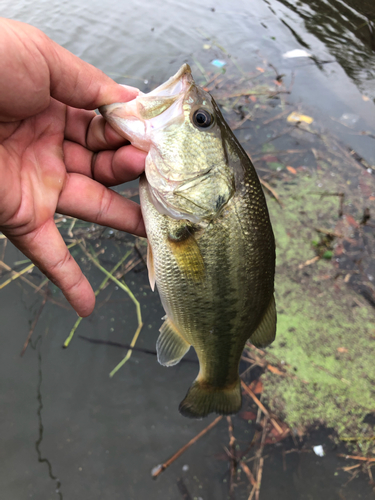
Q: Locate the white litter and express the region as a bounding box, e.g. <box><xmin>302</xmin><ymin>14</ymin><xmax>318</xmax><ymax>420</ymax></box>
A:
<box><xmin>313</xmin><ymin>445</ymin><xmax>325</xmax><ymax>457</ymax></box>
<box><xmin>282</xmin><ymin>49</ymin><xmax>312</xmax><ymax>59</ymax></box>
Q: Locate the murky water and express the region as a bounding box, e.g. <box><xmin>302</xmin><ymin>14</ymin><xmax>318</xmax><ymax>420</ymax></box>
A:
<box><xmin>1</xmin><ymin>1</ymin><xmax>375</xmax><ymax>499</ymax></box>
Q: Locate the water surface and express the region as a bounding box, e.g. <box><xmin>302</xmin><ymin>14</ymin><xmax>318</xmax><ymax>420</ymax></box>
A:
<box><xmin>1</xmin><ymin>1</ymin><xmax>375</xmax><ymax>499</ymax></box>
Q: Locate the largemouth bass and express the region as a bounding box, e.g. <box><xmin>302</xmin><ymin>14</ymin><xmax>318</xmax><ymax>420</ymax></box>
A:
<box><xmin>100</xmin><ymin>64</ymin><xmax>276</xmax><ymax>418</ymax></box>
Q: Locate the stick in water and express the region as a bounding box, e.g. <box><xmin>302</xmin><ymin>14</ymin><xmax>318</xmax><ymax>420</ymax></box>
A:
<box><xmin>151</xmin><ymin>416</ymin><xmax>223</xmax><ymax>479</ymax></box>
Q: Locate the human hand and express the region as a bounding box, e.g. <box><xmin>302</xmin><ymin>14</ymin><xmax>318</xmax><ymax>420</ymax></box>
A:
<box><xmin>0</xmin><ymin>18</ymin><xmax>147</xmax><ymax>317</ymax></box>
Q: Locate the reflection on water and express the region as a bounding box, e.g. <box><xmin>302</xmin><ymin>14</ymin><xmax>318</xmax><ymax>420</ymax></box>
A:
<box><xmin>271</xmin><ymin>0</ymin><xmax>375</xmax><ymax>99</ymax></box>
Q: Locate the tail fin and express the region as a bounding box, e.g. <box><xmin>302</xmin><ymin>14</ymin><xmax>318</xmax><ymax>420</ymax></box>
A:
<box><xmin>179</xmin><ymin>378</ymin><xmax>242</xmax><ymax>419</ymax></box>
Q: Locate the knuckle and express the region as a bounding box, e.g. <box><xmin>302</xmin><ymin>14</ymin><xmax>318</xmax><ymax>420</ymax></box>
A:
<box><xmin>95</xmin><ymin>188</ymin><xmax>113</xmax><ymax>223</ymax></box>
<box><xmin>48</xmin><ymin>249</ymin><xmax>73</xmax><ymax>276</ymax></box>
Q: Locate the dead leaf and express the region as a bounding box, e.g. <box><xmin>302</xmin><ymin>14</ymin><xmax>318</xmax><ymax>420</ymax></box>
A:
<box><xmin>264</xmin><ymin>421</ymin><xmax>290</xmax><ymax>444</ymax></box>
<box><xmin>247</xmin><ymin>380</ymin><xmax>263</xmax><ymax>394</ymax></box>
<box><xmin>267</xmin><ymin>364</ymin><xmax>285</xmax><ymax>375</ymax></box>
<box><xmin>286</xmin><ymin>166</ymin><xmax>297</xmax><ymax>174</ymax></box>
<box><xmin>287</xmin><ymin>112</ymin><xmax>314</xmax><ymax>124</ymax></box>
<box><xmin>337</xmin><ymin>347</ymin><xmax>348</xmax><ymax>353</ymax></box>
<box><xmin>344</xmin><ymin>214</ymin><xmax>359</xmax><ymax>228</ymax></box>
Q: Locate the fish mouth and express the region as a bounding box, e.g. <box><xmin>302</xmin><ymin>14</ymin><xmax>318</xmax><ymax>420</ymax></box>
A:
<box><xmin>146</xmin><ymin>63</ymin><xmax>193</xmax><ymax>98</ymax></box>
<box><xmin>99</xmin><ymin>64</ymin><xmax>194</xmax><ymax>151</ymax></box>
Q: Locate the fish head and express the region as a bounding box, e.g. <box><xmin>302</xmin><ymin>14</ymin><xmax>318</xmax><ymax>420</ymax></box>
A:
<box><xmin>100</xmin><ymin>64</ymin><xmax>235</xmax><ymax>222</ymax></box>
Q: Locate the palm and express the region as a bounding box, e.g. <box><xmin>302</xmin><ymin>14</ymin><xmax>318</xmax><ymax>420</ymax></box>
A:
<box><xmin>0</xmin><ymin>17</ymin><xmax>146</xmax><ymax>316</ymax></box>
<box><xmin>0</xmin><ymin>99</ymin><xmax>146</xmax><ymax>317</ymax></box>
<box><xmin>0</xmin><ymin>100</ymin><xmax>67</xmax><ymax>237</ymax></box>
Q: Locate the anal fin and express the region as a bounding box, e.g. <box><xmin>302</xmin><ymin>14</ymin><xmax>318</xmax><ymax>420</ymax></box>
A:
<box><xmin>157</xmin><ymin>317</ymin><xmax>190</xmax><ymax>367</ymax></box>
<box><xmin>250</xmin><ymin>295</ymin><xmax>277</xmax><ymax>348</ymax></box>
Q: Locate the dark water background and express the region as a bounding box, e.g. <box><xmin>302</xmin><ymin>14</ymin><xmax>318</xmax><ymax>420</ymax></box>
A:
<box><xmin>1</xmin><ymin>1</ymin><xmax>375</xmax><ymax>499</ymax></box>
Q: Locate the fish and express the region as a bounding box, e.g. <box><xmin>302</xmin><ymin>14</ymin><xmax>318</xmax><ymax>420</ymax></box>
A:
<box><xmin>99</xmin><ymin>64</ymin><xmax>276</xmax><ymax>419</ymax></box>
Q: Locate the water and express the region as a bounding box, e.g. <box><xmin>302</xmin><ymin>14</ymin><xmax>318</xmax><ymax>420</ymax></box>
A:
<box><xmin>1</xmin><ymin>1</ymin><xmax>375</xmax><ymax>499</ymax></box>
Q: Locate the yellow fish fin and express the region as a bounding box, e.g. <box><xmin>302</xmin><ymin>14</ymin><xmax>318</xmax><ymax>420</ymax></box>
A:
<box><xmin>157</xmin><ymin>316</ymin><xmax>190</xmax><ymax>367</ymax></box>
<box><xmin>147</xmin><ymin>241</ymin><xmax>156</xmax><ymax>292</ymax></box>
<box><xmin>249</xmin><ymin>295</ymin><xmax>277</xmax><ymax>348</ymax></box>
<box><xmin>179</xmin><ymin>377</ymin><xmax>241</xmax><ymax>419</ymax></box>
<box><xmin>167</xmin><ymin>225</ymin><xmax>205</xmax><ymax>282</ymax></box>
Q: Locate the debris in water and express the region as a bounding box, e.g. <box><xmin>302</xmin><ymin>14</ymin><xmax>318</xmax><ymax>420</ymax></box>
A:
<box><xmin>282</xmin><ymin>49</ymin><xmax>312</xmax><ymax>58</ymax></box>
<box><xmin>211</xmin><ymin>59</ymin><xmax>226</xmax><ymax>68</ymax></box>
<box><xmin>287</xmin><ymin>112</ymin><xmax>313</xmax><ymax>124</ymax></box>
<box><xmin>338</xmin><ymin>113</ymin><xmax>359</xmax><ymax>127</ymax></box>
<box><xmin>313</xmin><ymin>445</ymin><xmax>325</xmax><ymax>457</ymax></box>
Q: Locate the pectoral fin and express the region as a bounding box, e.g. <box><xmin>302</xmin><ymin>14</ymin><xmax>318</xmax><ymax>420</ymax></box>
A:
<box><xmin>249</xmin><ymin>295</ymin><xmax>277</xmax><ymax>348</ymax></box>
<box><xmin>147</xmin><ymin>241</ymin><xmax>156</xmax><ymax>292</ymax></box>
<box><xmin>157</xmin><ymin>317</ymin><xmax>191</xmax><ymax>367</ymax></box>
<box><xmin>167</xmin><ymin>225</ymin><xmax>205</xmax><ymax>282</ymax></box>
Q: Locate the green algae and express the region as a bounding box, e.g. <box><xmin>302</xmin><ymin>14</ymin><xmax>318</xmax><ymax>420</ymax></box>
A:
<box><xmin>259</xmin><ymin>166</ymin><xmax>375</xmax><ymax>438</ymax></box>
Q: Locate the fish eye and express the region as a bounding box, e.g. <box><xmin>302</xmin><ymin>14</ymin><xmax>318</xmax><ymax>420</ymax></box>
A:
<box><xmin>192</xmin><ymin>109</ymin><xmax>213</xmax><ymax>128</ymax></box>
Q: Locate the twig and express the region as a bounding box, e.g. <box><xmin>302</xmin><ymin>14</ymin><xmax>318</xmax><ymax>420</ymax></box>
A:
<box><xmin>220</xmin><ymin>90</ymin><xmax>290</xmax><ymax>99</ymax></box>
<box><xmin>0</xmin><ymin>238</ymin><xmax>7</xmax><ymax>263</ymax></box>
<box><xmin>342</xmin><ymin>464</ymin><xmax>361</xmax><ymax>472</ymax></box>
<box><xmin>205</xmin><ymin>72</ymin><xmax>223</xmax><ymax>90</ymax></box>
<box><xmin>338</xmin><ymin>454</ymin><xmax>375</xmax><ymax>463</ymax></box>
<box><xmin>262</xmin><ymin>109</ymin><xmax>290</xmax><ymax>125</ymax></box>
<box><xmin>33</xmin><ymin>277</ymin><xmax>49</xmax><ymax>294</ymax></box>
<box><xmin>298</xmin><ymin>255</ymin><xmax>320</xmax><ymax>269</ymax></box>
<box><xmin>252</xmin><ymin>418</ymin><xmax>268</xmax><ymax>500</ymax></box>
<box><xmin>240</xmin><ymin>461</ymin><xmax>257</xmax><ymax>487</ymax></box>
<box><xmin>0</xmin><ymin>262</ymin><xmax>35</xmax><ymax>289</ymax></box>
<box><xmin>232</xmin><ymin>112</ymin><xmax>253</xmax><ymax>131</ymax></box>
<box><xmin>227</xmin><ymin>416</ymin><xmax>237</xmax><ymax>500</ymax></box>
<box><xmin>63</xmin><ymin>249</ymin><xmax>132</xmax><ymax>347</ymax></box>
<box><xmin>67</xmin><ymin>218</ymin><xmax>77</xmax><ymax>238</ymax></box>
<box><xmin>255</xmin><ymin>457</ymin><xmax>264</xmax><ymax>500</ymax></box>
<box><xmin>241</xmin><ymin>380</ymin><xmax>283</xmax><ymax>434</ymax></box>
<box><xmin>259</xmin><ymin>178</ymin><xmax>284</xmax><ymax>208</ymax></box>
<box><xmin>252</xmin><ymin>149</ymin><xmax>308</xmax><ymax>159</ymax></box>
<box><xmin>261</xmin><ymin>127</ymin><xmax>293</xmax><ymax>145</ymax></box>
<box><xmin>78</xmin><ymin>243</ymin><xmax>143</xmax><ymax>375</ymax></box>
<box><xmin>20</xmin><ymin>288</ymin><xmax>48</xmax><ymax>356</ymax></box>
<box><xmin>0</xmin><ymin>260</ymin><xmax>39</xmax><ymax>291</ymax></box>
<box><xmin>151</xmin><ymin>416</ymin><xmax>223</xmax><ymax>479</ymax></box>
<box><xmin>0</xmin><ymin>241</ymin><xmax>78</xmax><ymax>290</ymax></box>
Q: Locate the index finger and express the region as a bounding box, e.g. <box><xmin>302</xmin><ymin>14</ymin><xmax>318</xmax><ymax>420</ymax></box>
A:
<box><xmin>6</xmin><ymin>218</ymin><xmax>95</xmax><ymax>317</ymax></box>
<box><xmin>37</xmin><ymin>28</ymin><xmax>139</xmax><ymax>109</ymax></box>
